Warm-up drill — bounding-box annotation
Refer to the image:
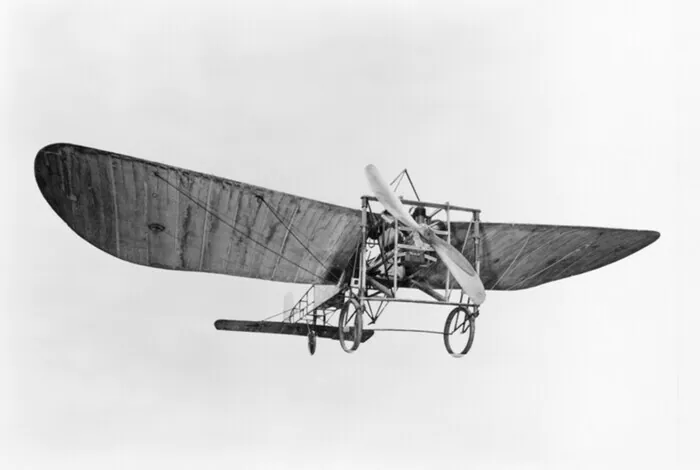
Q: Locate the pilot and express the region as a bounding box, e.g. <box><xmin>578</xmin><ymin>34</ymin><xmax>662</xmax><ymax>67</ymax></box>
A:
<box><xmin>378</xmin><ymin>211</ymin><xmax>400</xmax><ymax>253</ymax></box>
<box><xmin>411</xmin><ymin>206</ymin><xmax>427</xmax><ymax>225</ymax></box>
<box><xmin>405</xmin><ymin>206</ymin><xmax>439</xmax><ymax>267</ymax></box>
<box><xmin>369</xmin><ymin>211</ymin><xmax>405</xmax><ymax>280</ymax></box>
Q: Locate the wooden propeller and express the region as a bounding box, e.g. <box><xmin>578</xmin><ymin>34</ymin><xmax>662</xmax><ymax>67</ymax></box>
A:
<box><xmin>364</xmin><ymin>164</ymin><xmax>486</xmax><ymax>305</ymax></box>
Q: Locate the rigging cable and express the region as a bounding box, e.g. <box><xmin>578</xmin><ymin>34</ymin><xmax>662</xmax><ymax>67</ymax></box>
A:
<box><xmin>154</xmin><ymin>172</ymin><xmax>331</xmax><ymax>284</ymax></box>
<box><xmin>254</xmin><ymin>195</ymin><xmax>340</xmax><ymax>283</ymax></box>
<box><xmin>262</xmin><ymin>307</ymin><xmax>295</xmax><ymax>322</ymax></box>
<box><xmin>154</xmin><ymin>222</ymin><xmax>315</xmax><ymax>324</ymax></box>
<box><xmin>402</xmin><ymin>170</ymin><xmax>421</xmax><ymax>201</ymax></box>
<box><xmin>371</xmin><ymin>328</ymin><xmax>443</xmax><ymax>335</ymax></box>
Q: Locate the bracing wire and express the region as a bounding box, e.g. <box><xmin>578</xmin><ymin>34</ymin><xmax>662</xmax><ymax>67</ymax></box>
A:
<box><xmin>154</xmin><ymin>172</ymin><xmax>330</xmax><ymax>284</ymax></box>
<box><xmin>254</xmin><ymin>195</ymin><xmax>340</xmax><ymax>283</ymax></box>
<box><xmin>262</xmin><ymin>307</ymin><xmax>296</xmax><ymax>322</ymax></box>
<box><xmin>372</xmin><ymin>327</ymin><xmax>443</xmax><ymax>335</ymax></box>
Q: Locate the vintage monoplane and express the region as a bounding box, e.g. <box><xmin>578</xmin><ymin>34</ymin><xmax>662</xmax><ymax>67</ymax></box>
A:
<box><xmin>35</xmin><ymin>144</ymin><xmax>659</xmax><ymax>357</ymax></box>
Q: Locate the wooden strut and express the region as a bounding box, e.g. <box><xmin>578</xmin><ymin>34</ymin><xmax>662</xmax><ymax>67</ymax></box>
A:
<box><xmin>214</xmin><ymin>319</ymin><xmax>375</xmax><ymax>342</ymax></box>
<box><xmin>367</xmin><ymin>276</ymin><xmax>394</xmax><ymax>298</ymax></box>
<box><xmin>363</xmin><ymin>196</ymin><xmax>480</xmax><ymax>215</ymax></box>
<box><xmin>360</xmin><ymin>196</ymin><xmax>480</xmax><ymax>308</ymax></box>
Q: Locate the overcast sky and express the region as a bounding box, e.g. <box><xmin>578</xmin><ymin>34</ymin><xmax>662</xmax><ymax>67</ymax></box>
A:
<box><xmin>2</xmin><ymin>1</ymin><xmax>698</xmax><ymax>469</ymax></box>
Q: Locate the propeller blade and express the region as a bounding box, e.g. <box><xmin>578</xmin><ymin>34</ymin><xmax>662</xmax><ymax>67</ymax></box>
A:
<box><xmin>422</xmin><ymin>230</ymin><xmax>486</xmax><ymax>305</ymax></box>
<box><xmin>364</xmin><ymin>164</ymin><xmax>486</xmax><ymax>305</ymax></box>
<box><xmin>364</xmin><ymin>165</ymin><xmax>419</xmax><ymax>231</ymax></box>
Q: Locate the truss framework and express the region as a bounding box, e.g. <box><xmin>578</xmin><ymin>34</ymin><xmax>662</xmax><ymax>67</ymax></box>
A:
<box><xmin>281</xmin><ymin>170</ymin><xmax>483</xmax><ymax>330</ymax></box>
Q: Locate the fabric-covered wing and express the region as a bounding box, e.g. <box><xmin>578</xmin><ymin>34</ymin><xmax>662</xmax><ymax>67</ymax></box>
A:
<box><xmin>35</xmin><ymin>143</ymin><xmax>362</xmax><ymax>284</ymax></box>
<box><xmin>417</xmin><ymin>222</ymin><xmax>659</xmax><ymax>291</ymax></box>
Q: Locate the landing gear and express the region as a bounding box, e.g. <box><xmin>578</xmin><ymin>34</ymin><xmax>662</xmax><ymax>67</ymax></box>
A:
<box><xmin>338</xmin><ymin>298</ymin><xmax>363</xmax><ymax>353</ymax></box>
<box><xmin>443</xmin><ymin>306</ymin><xmax>476</xmax><ymax>358</ymax></box>
<box><xmin>307</xmin><ymin>330</ymin><xmax>317</xmax><ymax>356</ymax></box>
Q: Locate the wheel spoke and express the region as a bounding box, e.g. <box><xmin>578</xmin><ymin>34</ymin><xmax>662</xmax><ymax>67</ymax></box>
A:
<box><xmin>443</xmin><ymin>307</ymin><xmax>475</xmax><ymax>358</ymax></box>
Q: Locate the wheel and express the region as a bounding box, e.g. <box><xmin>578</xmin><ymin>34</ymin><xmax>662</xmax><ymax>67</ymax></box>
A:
<box><xmin>307</xmin><ymin>330</ymin><xmax>317</xmax><ymax>356</ymax></box>
<box><xmin>338</xmin><ymin>298</ymin><xmax>363</xmax><ymax>353</ymax></box>
<box><xmin>443</xmin><ymin>306</ymin><xmax>475</xmax><ymax>358</ymax></box>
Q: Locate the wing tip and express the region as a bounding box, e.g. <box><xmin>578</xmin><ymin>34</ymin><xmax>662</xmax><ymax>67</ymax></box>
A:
<box><xmin>34</xmin><ymin>143</ymin><xmax>85</xmax><ymax>196</ymax></box>
<box><xmin>646</xmin><ymin>229</ymin><xmax>661</xmax><ymax>244</ymax></box>
<box><xmin>634</xmin><ymin>229</ymin><xmax>661</xmax><ymax>251</ymax></box>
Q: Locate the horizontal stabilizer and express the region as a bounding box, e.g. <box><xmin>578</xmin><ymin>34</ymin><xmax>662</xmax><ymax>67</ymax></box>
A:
<box><xmin>214</xmin><ymin>320</ymin><xmax>375</xmax><ymax>343</ymax></box>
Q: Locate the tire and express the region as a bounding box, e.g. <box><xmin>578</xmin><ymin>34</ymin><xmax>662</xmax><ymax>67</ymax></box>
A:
<box><xmin>443</xmin><ymin>307</ymin><xmax>475</xmax><ymax>358</ymax></box>
<box><xmin>307</xmin><ymin>330</ymin><xmax>317</xmax><ymax>356</ymax></box>
<box><xmin>338</xmin><ymin>298</ymin><xmax>363</xmax><ymax>353</ymax></box>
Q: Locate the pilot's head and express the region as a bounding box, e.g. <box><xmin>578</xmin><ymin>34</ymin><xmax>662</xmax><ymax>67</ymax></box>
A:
<box><xmin>381</xmin><ymin>210</ymin><xmax>393</xmax><ymax>225</ymax></box>
<box><xmin>411</xmin><ymin>207</ymin><xmax>427</xmax><ymax>225</ymax></box>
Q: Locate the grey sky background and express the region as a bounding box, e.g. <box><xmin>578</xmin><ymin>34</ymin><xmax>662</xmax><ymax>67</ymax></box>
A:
<box><xmin>1</xmin><ymin>1</ymin><xmax>697</xmax><ymax>469</ymax></box>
